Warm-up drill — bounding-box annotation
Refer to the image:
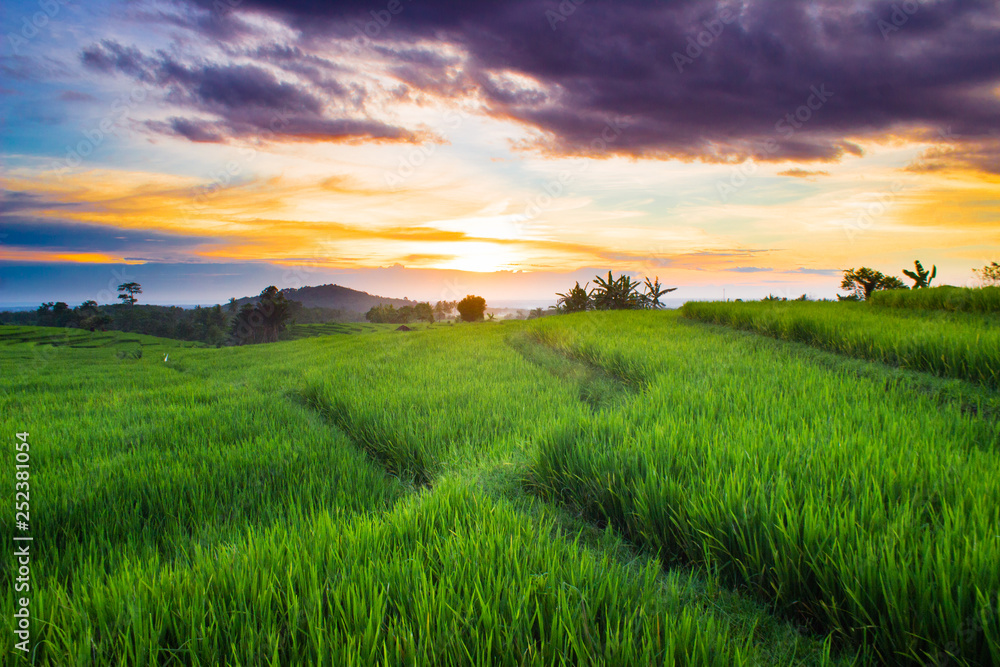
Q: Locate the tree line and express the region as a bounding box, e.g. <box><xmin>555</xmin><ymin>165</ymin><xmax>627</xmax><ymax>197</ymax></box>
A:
<box><xmin>553</xmin><ymin>272</ymin><xmax>677</xmax><ymax>313</ymax></box>
<box><xmin>365</xmin><ymin>301</ymin><xmax>458</xmax><ymax>324</ymax></box>
<box><xmin>364</xmin><ymin>297</ymin><xmax>492</xmax><ymax>323</ymax></box>
<box><xmin>839</xmin><ymin>260</ymin><xmax>998</xmax><ymax>301</ymax></box>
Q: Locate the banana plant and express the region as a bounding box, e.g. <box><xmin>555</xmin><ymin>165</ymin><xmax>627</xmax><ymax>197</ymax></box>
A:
<box><xmin>903</xmin><ymin>260</ymin><xmax>936</xmax><ymax>289</ymax></box>
<box><xmin>590</xmin><ymin>271</ymin><xmax>643</xmax><ymax>310</ymax></box>
<box><xmin>642</xmin><ymin>277</ymin><xmax>677</xmax><ymax>309</ymax></box>
<box><xmin>555</xmin><ymin>282</ymin><xmax>591</xmax><ymax>312</ymax></box>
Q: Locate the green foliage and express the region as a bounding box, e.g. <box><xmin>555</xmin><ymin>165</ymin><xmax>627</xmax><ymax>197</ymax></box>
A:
<box><xmin>556</xmin><ymin>282</ymin><xmax>591</xmax><ymax>313</ymax></box>
<box><xmin>229</xmin><ymin>285</ymin><xmax>296</xmax><ymax>345</ymax></box>
<box><xmin>902</xmin><ymin>260</ymin><xmax>936</xmax><ymax>288</ymax></box>
<box><xmin>3</xmin><ymin>300</ymin><xmax>230</xmax><ymax>343</ymax></box>
<box><xmin>680</xmin><ymin>300</ymin><xmax>1000</xmax><ymax>387</ymax></box>
<box><xmin>762</xmin><ymin>294</ymin><xmax>808</xmax><ymax>302</ymax></box>
<box><xmin>840</xmin><ymin>267</ymin><xmax>907</xmax><ymax>300</ymax></box>
<box><xmin>641</xmin><ymin>276</ymin><xmax>677</xmax><ymax>309</ymax></box>
<box><xmin>527</xmin><ymin>311</ymin><xmax>1000</xmax><ymax>665</ymax></box>
<box><xmin>14</xmin><ymin>310</ymin><xmax>999</xmax><ymax>664</ymax></box>
<box><xmin>558</xmin><ymin>272</ymin><xmax>677</xmax><ymax>313</ymax></box>
<box><xmin>590</xmin><ymin>271</ymin><xmax>643</xmax><ymax>310</ymax></box>
<box><xmin>434</xmin><ymin>300</ymin><xmax>458</xmax><ymax>320</ymax></box>
<box><xmin>365</xmin><ymin>303</ymin><xmax>405</xmax><ymax>323</ymax></box>
<box><xmin>869</xmin><ymin>285</ymin><xmax>1000</xmax><ymax>313</ymax></box>
<box><xmin>974</xmin><ymin>261</ymin><xmax>1000</xmax><ymax>286</ymax></box>
<box><xmin>457</xmin><ymin>294</ymin><xmax>487</xmax><ymax>322</ymax></box>
<box><xmin>365</xmin><ymin>301</ymin><xmax>436</xmax><ymax>324</ymax></box>
<box><xmin>114</xmin><ymin>344</ymin><xmax>143</xmax><ymax>359</ymax></box>
<box><xmin>116</xmin><ymin>281</ymin><xmax>142</xmax><ymax>307</ymax></box>
<box><xmin>19</xmin><ymin>481</ymin><xmax>769</xmax><ymax>666</ymax></box>
<box><xmin>2</xmin><ymin>324</ymin><xmax>844</xmax><ymax>666</ymax></box>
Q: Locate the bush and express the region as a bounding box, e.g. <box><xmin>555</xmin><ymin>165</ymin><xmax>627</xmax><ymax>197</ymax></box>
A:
<box><xmin>456</xmin><ymin>295</ymin><xmax>487</xmax><ymax>322</ymax></box>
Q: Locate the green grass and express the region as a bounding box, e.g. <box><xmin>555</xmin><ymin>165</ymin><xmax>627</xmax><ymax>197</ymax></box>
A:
<box><xmin>283</xmin><ymin>322</ymin><xmax>374</xmax><ymax>339</ymax></box>
<box><xmin>526</xmin><ymin>311</ymin><xmax>1000</xmax><ymax>665</ymax></box>
<box><xmin>679</xmin><ymin>300</ymin><xmax>1000</xmax><ymax>387</ymax></box>
<box><xmin>26</xmin><ymin>481</ymin><xmax>795</xmax><ymax>666</ymax></box>
<box><xmin>869</xmin><ymin>285</ymin><xmax>1000</xmax><ymax>313</ymax></box>
<box><xmin>283</xmin><ymin>320</ymin><xmax>461</xmax><ymax>340</ymax></box>
<box><xmin>8</xmin><ymin>307</ymin><xmax>996</xmax><ymax>664</ymax></box>
<box><xmin>2</xmin><ymin>323</ymin><xmax>851</xmax><ymax>665</ymax></box>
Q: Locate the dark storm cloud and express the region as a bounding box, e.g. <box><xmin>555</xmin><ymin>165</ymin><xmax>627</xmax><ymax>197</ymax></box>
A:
<box><xmin>80</xmin><ymin>39</ymin><xmax>422</xmax><ymax>143</ymax></box>
<box><xmin>0</xmin><ymin>190</ymin><xmax>69</xmax><ymax>214</ymax></box>
<box><xmin>99</xmin><ymin>0</ymin><xmax>1000</xmax><ymax>169</ymax></box>
<box><xmin>0</xmin><ymin>216</ymin><xmax>216</xmax><ymax>255</ymax></box>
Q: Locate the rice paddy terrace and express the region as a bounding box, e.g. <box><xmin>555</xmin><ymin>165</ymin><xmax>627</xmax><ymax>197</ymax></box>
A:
<box><xmin>2</xmin><ymin>302</ymin><xmax>998</xmax><ymax>665</ymax></box>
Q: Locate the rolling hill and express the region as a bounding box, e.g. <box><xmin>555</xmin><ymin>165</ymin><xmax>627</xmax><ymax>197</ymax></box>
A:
<box><xmin>237</xmin><ymin>283</ymin><xmax>416</xmax><ymax>312</ymax></box>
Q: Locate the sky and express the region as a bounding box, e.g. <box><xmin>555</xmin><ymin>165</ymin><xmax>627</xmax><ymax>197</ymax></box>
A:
<box><xmin>1</xmin><ymin>0</ymin><xmax>998</xmax><ymax>307</ymax></box>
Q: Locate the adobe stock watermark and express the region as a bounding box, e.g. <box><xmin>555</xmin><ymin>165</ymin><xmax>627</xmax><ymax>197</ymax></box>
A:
<box><xmin>349</xmin><ymin>0</ymin><xmax>416</xmax><ymax>50</ymax></box>
<box><xmin>49</xmin><ymin>82</ymin><xmax>155</xmax><ymax>181</ymax></box>
<box><xmin>717</xmin><ymin>84</ymin><xmax>834</xmax><ymax>202</ymax></box>
<box><xmin>513</xmin><ymin>116</ymin><xmax>629</xmax><ymax>234</ymax></box>
<box><xmin>878</xmin><ymin>0</ymin><xmax>933</xmax><ymax>40</ymax></box>
<box><xmin>180</xmin><ymin>106</ymin><xmax>294</xmax><ymax>222</ymax></box>
<box><xmin>924</xmin><ymin>598</ymin><xmax>999</xmax><ymax>667</ymax></box>
<box><xmin>672</xmin><ymin>6</ymin><xmax>738</xmax><ymax>73</ymax></box>
<box><xmin>24</xmin><ymin>266</ymin><xmax>139</xmax><ymax>372</ymax></box>
<box><xmin>209</xmin><ymin>0</ymin><xmax>243</xmax><ymax>16</ymax></box>
<box><xmin>842</xmin><ymin>180</ymin><xmax>906</xmax><ymax>243</ymax></box>
<box><xmin>280</xmin><ymin>239</ymin><xmax>340</xmax><ymax>292</ymax></box>
<box><xmin>383</xmin><ymin>108</ymin><xmax>470</xmax><ymax>189</ymax></box>
<box><xmin>5</xmin><ymin>0</ymin><xmax>72</xmax><ymax>56</ymax></box>
<box><xmin>546</xmin><ymin>0</ymin><xmax>587</xmax><ymax>31</ymax></box>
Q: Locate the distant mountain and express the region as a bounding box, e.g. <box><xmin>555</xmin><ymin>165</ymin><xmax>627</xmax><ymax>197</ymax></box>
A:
<box><xmin>236</xmin><ymin>284</ymin><xmax>416</xmax><ymax>313</ymax></box>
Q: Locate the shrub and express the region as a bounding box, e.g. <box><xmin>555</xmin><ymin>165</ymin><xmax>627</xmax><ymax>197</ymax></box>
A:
<box><xmin>456</xmin><ymin>295</ymin><xmax>487</xmax><ymax>322</ymax></box>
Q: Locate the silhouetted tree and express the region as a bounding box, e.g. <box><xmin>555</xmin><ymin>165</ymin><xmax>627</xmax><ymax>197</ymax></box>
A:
<box><xmin>590</xmin><ymin>272</ymin><xmax>643</xmax><ymax>310</ymax></box>
<box><xmin>457</xmin><ymin>295</ymin><xmax>487</xmax><ymax>322</ymax></box>
<box><xmin>414</xmin><ymin>302</ymin><xmax>435</xmax><ymax>323</ymax></box>
<box><xmin>117</xmin><ymin>282</ymin><xmax>142</xmax><ymax>307</ymax></box>
<box><xmin>434</xmin><ymin>300</ymin><xmax>457</xmax><ymax>320</ymax></box>
<box><xmin>229</xmin><ymin>286</ymin><xmax>294</xmax><ymax>344</ymax></box>
<box><xmin>641</xmin><ymin>277</ymin><xmax>677</xmax><ymax>309</ymax></box>
<box><xmin>973</xmin><ymin>261</ymin><xmax>1000</xmax><ymax>286</ymax></box>
<box><xmin>556</xmin><ymin>282</ymin><xmax>590</xmax><ymax>313</ymax></box>
<box><xmin>903</xmin><ymin>260</ymin><xmax>936</xmax><ymax>288</ymax></box>
<box><xmin>840</xmin><ymin>268</ymin><xmax>907</xmax><ymax>301</ymax></box>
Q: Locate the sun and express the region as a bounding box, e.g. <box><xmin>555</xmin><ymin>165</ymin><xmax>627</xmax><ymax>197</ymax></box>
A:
<box><xmin>437</xmin><ymin>242</ymin><xmax>524</xmax><ymax>273</ymax></box>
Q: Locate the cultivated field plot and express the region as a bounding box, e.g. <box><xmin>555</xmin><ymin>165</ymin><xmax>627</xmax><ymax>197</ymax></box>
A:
<box><xmin>2</xmin><ymin>308</ymin><xmax>997</xmax><ymax>665</ymax></box>
<box><xmin>681</xmin><ymin>300</ymin><xmax>1000</xmax><ymax>388</ymax></box>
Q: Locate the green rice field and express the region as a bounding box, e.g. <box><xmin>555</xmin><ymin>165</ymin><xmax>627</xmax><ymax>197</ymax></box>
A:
<box><xmin>2</xmin><ymin>304</ymin><xmax>998</xmax><ymax>665</ymax></box>
<box><xmin>680</xmin><ymin>300</ymin><xmax>1000</xmax><ymax>388</ymax></box>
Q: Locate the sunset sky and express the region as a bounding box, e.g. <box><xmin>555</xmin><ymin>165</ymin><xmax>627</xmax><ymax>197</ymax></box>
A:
<box><xmin>1</xmin><ymin>0</ymin><xmax>998</xmax><ymax>306</ymax></box>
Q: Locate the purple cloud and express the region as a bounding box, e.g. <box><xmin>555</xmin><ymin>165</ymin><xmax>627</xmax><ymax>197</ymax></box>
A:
<box><xmin>87</xmin><ymin>0</ymin><xmax>1000</xmax><ymax>170</ymax></box>
<box><xmin>80</xmin><ymin>39</ymin><xmax>424</xmax><ymax>144</ymax></box>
